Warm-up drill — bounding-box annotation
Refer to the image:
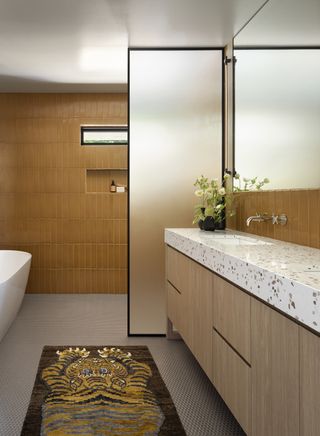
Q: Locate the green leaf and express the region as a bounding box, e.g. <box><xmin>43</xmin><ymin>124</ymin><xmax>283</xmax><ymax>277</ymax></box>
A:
<box><xmin>205</xmin><ymin>206</ymin><xmax>214</xmax><ymax>217</ymax></box>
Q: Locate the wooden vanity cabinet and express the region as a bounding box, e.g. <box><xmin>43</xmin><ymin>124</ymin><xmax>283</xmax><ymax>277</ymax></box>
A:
<box><xmin>166</xmin><ymin>246</ymin><xmax>251</xmax><ymax>432</ymax></box>
<box><xmin>166</xmin><ymin>245</ymin><xmax>320</xmax><ymax>436</ymax></box>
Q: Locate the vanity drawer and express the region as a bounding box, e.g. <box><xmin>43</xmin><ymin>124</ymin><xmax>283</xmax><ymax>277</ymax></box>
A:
<box><xmin>166</xmin><ymin>246</ymin><xmax>191</xmax><ymax>294</ymax></box>
<box><xmin>213</xmin><ymin>274</ymin><xmax>251</xmax><ymax>363</ymax></box>
<box><xmin>167</xmin><ymin>281</ymin><xmax>183</xmax><ymax>334</ymax></box>
<box><xmin>212</xmin><ymin>330</ymin><xmax>251</xmax><ymax>435</ymax></box>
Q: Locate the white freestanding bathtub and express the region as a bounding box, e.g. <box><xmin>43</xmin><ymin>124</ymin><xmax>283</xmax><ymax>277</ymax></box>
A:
<box><xmin>0</xmin><ymin>250</ymin><xmax>32</xmax><ymax>342</ymax></box>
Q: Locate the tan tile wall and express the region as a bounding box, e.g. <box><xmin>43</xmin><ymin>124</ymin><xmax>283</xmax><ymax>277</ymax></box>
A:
<box><xmin>0</xmin><ymin>93</ymin><xmax>128</xmax><ymax>293</ymax></box>
<box><xmin>227</xmin><ymin>189</ymin><xmax>320</xmax><ymax>249</ymax></box>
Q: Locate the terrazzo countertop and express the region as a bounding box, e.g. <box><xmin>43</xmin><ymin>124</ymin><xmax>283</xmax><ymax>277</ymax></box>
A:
<box><xmin>165</xmin><ymin>228</ymin><xmax>320</xmax><ymax>334</ymax></box>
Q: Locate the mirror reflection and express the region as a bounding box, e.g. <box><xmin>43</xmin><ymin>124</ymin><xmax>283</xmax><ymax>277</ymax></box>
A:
<box><xmin>234</xmin><ymin>0</ymin><xmax>320</xmax><ymax>190</ymax></box>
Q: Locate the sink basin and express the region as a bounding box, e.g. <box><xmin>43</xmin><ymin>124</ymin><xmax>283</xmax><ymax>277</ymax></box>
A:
<box><xmin>211</xmin><ymin>235</ymin><xmax>273</xmax><ymax>246</ymax></box>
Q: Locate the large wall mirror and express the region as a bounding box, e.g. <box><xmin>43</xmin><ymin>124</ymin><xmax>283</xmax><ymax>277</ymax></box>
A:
<box><xmin>234</xmin><ymin>0</ymin><xmax>320</xmax><ymax>190</ymax></box>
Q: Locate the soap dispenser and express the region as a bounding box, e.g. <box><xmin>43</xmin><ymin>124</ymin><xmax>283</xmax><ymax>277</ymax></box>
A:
<box><xmin>110</xmin><ymin>180</ymin><xmax>116</xmax><ymax>193</ymax></box>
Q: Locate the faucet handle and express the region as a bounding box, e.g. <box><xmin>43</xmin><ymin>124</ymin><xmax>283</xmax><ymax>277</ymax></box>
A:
<box><xmin>277</xmin><ymin>214</ymin><xmax>288</xmax><ymax>225</ymax></box>
<box><xmin>272</xmin><ymin>213</ymin><xmax>288</xmax><ymax>225</ymax></box>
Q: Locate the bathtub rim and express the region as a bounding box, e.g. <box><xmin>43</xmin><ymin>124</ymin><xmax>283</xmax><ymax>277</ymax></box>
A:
<box><xmin>0</xmin><ymin>250</ymin><xmax>32</xmax><ymax>285</ymax></box>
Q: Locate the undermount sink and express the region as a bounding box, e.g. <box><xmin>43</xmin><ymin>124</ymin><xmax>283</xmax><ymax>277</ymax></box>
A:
<box><xmin>211</xmin><ymin>234</ymin><xmax>273</xmax><ymax>246</ymax></box>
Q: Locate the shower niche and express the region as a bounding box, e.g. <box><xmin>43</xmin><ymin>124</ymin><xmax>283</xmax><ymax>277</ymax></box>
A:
<box><xmin>85</xmin><ymin>168</ymin><xmax>128</xmax><ymax>194</ymax></box>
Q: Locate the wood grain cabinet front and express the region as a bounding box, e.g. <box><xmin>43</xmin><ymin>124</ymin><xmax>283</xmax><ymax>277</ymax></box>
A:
<box><xmin>189</xmin><ymin>261</ymin><xmax>213</xmax><ymax>380</ymax></box>
<box><xmin>166</xmin><ymin>246</ymin><xmax>214</xmax><ymax>381</ymax></box>
<box><xmin>213</xmin><ymin>274</ymin><xmax>251</xmax><ymax>363</ymax></box>
<box><xmin>167</xmin><ymin>281</ymin><xmax>183</xmax><ymax>335</ymax></box>
<box><xmin>251</xmin><ymin>298</ymin><xmax>300</xmax><ymax>436</ymax></box>
<box><xmin>299</xmin><ymin>327</ymin><xmax>320</xmax><ymax>436</ymax></box>
<box><xmin>212</xmin><ymin>330</ymin><xmax>251</xmax><ymax>435</ymax></box>
<box><xmin>166</xmin><ymin>246</ymin><xmax>191</xmax><ymax>294</ymax></box>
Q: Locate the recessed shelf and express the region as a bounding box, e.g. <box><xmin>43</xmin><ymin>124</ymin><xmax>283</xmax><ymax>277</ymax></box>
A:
<box><xmin>86</xmin><ymin>168</ymin><xmax>128</xmax><ymax>194</ymax></box>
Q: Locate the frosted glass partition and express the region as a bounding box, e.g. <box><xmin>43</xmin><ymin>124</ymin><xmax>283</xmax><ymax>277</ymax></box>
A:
<box><xmin>235</xmin><ymin>49</ymin><xmax>320</xmax><ymax>189</ymax></box>
<box><xmin>129</xmin><ymin>49</ymin><xmax>222</xmax><ymax>334</ymax></box>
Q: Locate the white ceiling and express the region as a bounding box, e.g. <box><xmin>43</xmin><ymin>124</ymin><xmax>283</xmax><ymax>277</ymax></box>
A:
<box><xmin>235</xmin><ymin>0</ymin><xmax>320</xmax><ymax>46</ymax></box>
<box><xmin>0</xmin><ymin>0</ymin><xmax>265</xmax><ymax>92</ymax></box>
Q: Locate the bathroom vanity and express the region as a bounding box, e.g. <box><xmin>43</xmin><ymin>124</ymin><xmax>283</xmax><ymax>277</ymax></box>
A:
<box><xmin>165</xmin><ymin>228</ymin><xmax>320</xmax><ymax>436</ymax></box>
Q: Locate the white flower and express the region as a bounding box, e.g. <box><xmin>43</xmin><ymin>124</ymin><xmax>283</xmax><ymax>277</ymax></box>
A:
<box><xmin>205</xmin><ymin>188</ymin><xmax>214</xmax><ymax>198</ymax></box>
<box><xmin>195</xmin><ymin>189</ymin><xmax>203</xmax><ymax>197</ymax></box>
<box><xmin>218</xmin><ymin>187</ymin><xmax>225</xmax><ymax>195</ymax></box>
<box><xmin>216</xmin><ymin>204</ymin><xmax>223</xmax><ymax>209</ymax></box>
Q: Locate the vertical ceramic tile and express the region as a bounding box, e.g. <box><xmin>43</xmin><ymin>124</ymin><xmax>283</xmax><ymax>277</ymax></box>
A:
<box><xmin>307</xmin><ymin>190</ymin><xmax>320</xmax><ymax>248</ymax></box>
<box><xmin>1</xmin><ymin>93</ymin><xmax>128</xmax><ymax>294</ymax></box>
<box><xmin>229</xmin><ymin>189</ymin><xmax>320</xmax><ymax>249</ymax></box>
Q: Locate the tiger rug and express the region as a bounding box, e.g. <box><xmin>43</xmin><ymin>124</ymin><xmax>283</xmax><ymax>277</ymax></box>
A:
<box><xmin>21</xmin><ymin>346</ymin><xmax>185</xmax><ymax>436</ymax></box>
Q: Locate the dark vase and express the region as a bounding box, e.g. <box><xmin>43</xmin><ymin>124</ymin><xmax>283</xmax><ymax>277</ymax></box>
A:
<box><xmin>214</xmin><ymin>212</ymin><xmax>226</xmax><ymax>231</ymax></box>
<box><xmin>198</xmin><ymin>207</ymin><xmax>226</xmax><ymax>231</ymax></box>
<box><xmin>214</xmin><ymin>219</ymin><xmax>226</xmax><ymax>230</ymax></box>
<box><xmin>198</xmin><ymin>216</ymin><xmax>216</xmax><ymax>231</ymax></box>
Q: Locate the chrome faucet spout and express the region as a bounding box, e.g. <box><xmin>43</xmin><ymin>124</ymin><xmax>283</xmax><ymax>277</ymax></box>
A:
<box><xmin>246</xmin><ymin>213</ymin><xmax>288</xmax><ymax>227</ymax></box>
<box><xmin>246</xmin><ymin>214</ymin><xmax>266</xmax><ymax>227</ymax></box>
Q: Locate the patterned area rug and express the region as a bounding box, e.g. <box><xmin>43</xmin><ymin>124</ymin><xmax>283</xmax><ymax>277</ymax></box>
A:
<box><xmin>21</xmin><ymin>346</ymin><xmax>185</xmax><ymax>435</ymax></box>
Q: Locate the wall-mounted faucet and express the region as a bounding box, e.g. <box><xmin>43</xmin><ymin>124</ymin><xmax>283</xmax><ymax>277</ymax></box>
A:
<box><xmin>246</xmin><ymin>213</ymin><xmax>288</xmax><ymax>227</ymax></box>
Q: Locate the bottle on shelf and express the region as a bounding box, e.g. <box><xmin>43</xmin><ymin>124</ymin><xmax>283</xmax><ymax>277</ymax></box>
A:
<box><xmin>110</xmin><ymin>180</ymin><xmax>116</xmax><ymax>193</ymax></box>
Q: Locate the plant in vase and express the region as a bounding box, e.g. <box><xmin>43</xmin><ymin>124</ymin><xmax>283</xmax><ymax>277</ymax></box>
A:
<box><xmin>192</xmin><ymin>174</ymin><xmax>233</xmax><ymax>231</ymax></box>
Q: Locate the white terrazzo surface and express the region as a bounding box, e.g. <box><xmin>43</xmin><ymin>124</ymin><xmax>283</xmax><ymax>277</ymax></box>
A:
<box><xmin>165</xmin><ymin>228</ymin><xmax>320</xmax><ymax>333</ymax></box>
